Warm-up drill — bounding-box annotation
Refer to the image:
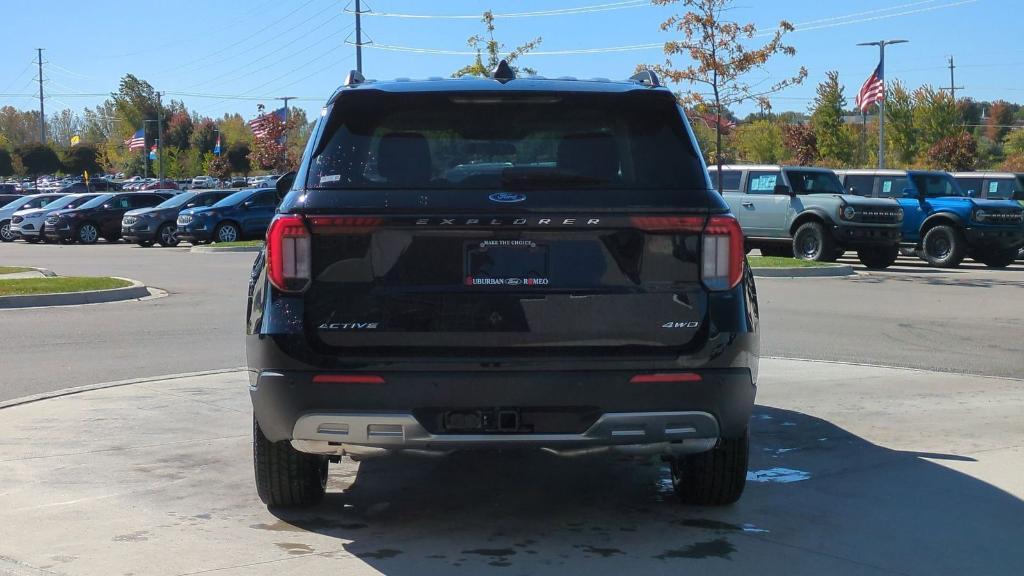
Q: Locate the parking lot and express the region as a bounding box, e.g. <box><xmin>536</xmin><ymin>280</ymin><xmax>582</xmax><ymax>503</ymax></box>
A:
<box><xmin>0</xmin><ymin>241</ymin><xmax>1022</xmax><ymax>574</ymax></box>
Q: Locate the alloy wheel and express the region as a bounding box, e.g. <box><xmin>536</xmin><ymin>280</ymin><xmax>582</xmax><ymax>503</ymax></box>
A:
<box><xmin>79</xmin><ymin>224</ymin><xmax>98</xmax><ymax>244</ymax></box>
<box><xmin>0</xmin><ymin>222</ymin><xmax>12</xmax><ymax>242</ymax></box>
<box><xmin>217</xmin><ymin>225</ymin><xmax>238</xmax><ymax>242</ymax></box>
<box><xmin>160</xmin><ymin>225</ymin><xmax>178</xmax><ymax>246</ymax></box>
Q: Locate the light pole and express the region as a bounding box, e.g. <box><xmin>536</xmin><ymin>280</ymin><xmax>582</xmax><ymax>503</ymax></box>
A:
<box><xmin>857</xmin><ymin>39</ymin><xmax>908</xmax><ymax>169</ymax></box>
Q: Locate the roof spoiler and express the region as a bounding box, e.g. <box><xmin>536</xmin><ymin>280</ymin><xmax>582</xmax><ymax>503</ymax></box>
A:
<box><xmin>630</xmin><ymin>70</ymin><xmax>661</xmax><ymax>87</ymax></box>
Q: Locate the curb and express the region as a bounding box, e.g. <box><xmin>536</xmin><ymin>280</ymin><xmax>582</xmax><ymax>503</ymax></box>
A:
<box><xmin>0</xmin><ymin>277</ymin><xmax>151</xmax><ymax>309</ymax></box>
<box><xmin>751</xmin><ymin>264</ymin><xmax>855</xmax><ymax>278</ymax></box>
<box><xmin>0</xmin><ymin>367</ymin><xmax>247</xmax><ymax>410</ymax></box>
<box><xmin>190</xmin><ymin>245</ymin><xmax>263</xmax><ymax>254</ymax></box>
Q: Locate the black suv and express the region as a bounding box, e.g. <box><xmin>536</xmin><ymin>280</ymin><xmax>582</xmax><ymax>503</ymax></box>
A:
<box><xmin>45</xmin><ymin>192</ymin><xmax>172</xmax><ymax>244</ymax></box>
<box><xmin>246</xmin><ymin>65</ymin><xmax>760</xmax><ymax>508</ymax></box>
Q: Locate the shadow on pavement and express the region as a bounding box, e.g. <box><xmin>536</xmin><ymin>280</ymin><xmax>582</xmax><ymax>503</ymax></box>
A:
<box><xmin>266</xmin><ymin>405</ymin><xmax>1024</xmax><ymax>575</ymax></box>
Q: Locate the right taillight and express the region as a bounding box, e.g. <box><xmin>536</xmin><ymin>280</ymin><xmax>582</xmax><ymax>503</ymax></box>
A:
<box><xmin>266</xmin><ymin>215</ymin><xmax>311</xmax><ymax>293</ymax></box>
<box><xmin>702</xmin><ymin>215</ymin><xmax>744</xmax><ymax>291</ymax></box>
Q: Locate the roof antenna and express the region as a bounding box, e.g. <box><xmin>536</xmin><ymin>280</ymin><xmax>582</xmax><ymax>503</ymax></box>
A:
<box><xmin>630</xmin><ymin>69</ymin><xmax>660</xmax><ymax>87</ymax></box>
<box><xmin>344</xmin><ymin>70</ymin><xmax>366</xmax><ymax>86</ymax></box>
<box><xmin>491</xmin><ymin>59</ymin><xmax>516</xmax><ymax>83</ymax></box>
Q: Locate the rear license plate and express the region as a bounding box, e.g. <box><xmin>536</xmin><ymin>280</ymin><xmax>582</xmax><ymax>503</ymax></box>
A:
<box><xmin>465</xmin><ymin>240</ymin><xmax>550</xmax><ymax>286</ymax></box>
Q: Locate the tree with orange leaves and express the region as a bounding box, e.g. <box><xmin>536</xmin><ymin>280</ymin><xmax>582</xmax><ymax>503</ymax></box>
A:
<box><xmin>643</xmin><ymin>0</ymin><xmax>807</xmax><ymax>190</ymax></box>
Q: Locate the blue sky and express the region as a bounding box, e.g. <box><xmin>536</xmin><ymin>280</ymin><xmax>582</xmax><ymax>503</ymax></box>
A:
<box><xmin>0</xmin><ymin>0</ymin><xmax>1017</xmax><ymax>124</ymax></box>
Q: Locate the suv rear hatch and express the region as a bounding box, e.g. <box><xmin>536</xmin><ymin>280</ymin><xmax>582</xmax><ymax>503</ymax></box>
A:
<box><xmin>274</xmin><ymin>88</ymin><xmax>741</xmax><ymax>356</ymax></box>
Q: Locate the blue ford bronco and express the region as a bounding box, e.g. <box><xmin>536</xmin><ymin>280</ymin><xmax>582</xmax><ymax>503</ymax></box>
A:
<box><xmin>836</xmin><ymin>169</ymin><xmax>1024</xmax><ymax>268</ymax></box>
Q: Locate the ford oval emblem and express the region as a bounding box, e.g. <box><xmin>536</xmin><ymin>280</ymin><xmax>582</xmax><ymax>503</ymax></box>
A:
<box><xmin>488</xmin><ymin>192</ymin><xmax>527</xmax><ymax>203</ymax></box>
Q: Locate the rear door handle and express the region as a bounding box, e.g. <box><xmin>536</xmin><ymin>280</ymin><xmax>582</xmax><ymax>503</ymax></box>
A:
<box><xmin>742</xmin><ymin>202</ymin><xmax>755</xmax><ymax>208</ymax></box>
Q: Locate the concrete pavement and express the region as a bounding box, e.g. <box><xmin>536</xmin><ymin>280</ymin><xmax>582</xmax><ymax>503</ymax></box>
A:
<box><xmin>0</xmin><ymin>358</ymin><xmax>1021</xmax><ymax>576</ymax></box>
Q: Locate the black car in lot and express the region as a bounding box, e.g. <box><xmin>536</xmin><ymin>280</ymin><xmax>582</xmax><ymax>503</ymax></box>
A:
<box><xmin>45</xmin><ymin>192</ymin><xmax>172</xmax><ymax>244</ymax></box>
<box><xmin>176</xmin><ymin>187</ymin><xmax>279</xmax><ymax>244</ymax></box>
<box><xmin>122</xmin><ymin>189</ymin><xmax>235</xmax><ymax>247</ymax></box>
<box><xmin>246</xmin><ymin>66</ymin><xmax>760</xmax><ymax>508</ymax></box>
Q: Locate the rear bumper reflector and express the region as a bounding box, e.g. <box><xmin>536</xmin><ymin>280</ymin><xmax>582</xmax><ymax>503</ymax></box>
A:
<box><xmin>312</xmin><ymin>374</ymin><xmax>386</xmax><ymax>385</ymax></box>
<box><xmin>629</xmin><ymin>373</ymin><xmax>703</xmax><ymax>384</ymax></box>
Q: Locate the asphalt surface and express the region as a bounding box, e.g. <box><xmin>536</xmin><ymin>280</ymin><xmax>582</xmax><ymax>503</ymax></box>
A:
<box><xmin>2</xmin><ymin>360</ymin><xmax>1021</xmax><ymax>575</ymax></box>
<box><xmin>1</xmin><ymin>242</ymin><xmax>1023</xmax><ymax>402</ymax></box>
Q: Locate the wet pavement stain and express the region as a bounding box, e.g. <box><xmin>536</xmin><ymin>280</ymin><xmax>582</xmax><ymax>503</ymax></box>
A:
<box><xmin>275</xmin><ymin>543</ymin><xmax>314</xmax><ymax>555</ymax></box>
<box><xmin>426</xmin><ymin>554</ymin><xmax>446</xmax><ymax>559</ymax></box>
<box><xmin>463</xmin><ymin>548</ymin><xmax>517</xmax><ymax>559</ymax></box>
<box><xmin>656</xmin><ymin>538</ymin><xmax>736</xmax><ymax>560</ymax></box>
<box><xmin>250</xmin><ymin>518</ymin><xmax>368</xmax><ymax>532</ymax></box>
<box><xmin>354</xmin><ymin>548</ymin><xmax>403</xmax><ymax>560</ymax></box>
<box><xmin>193</xmin><ymin>513</ymin><xmax>212</xmax><ymax>520</ymax></box>
<box><xmin>672</xmin><ymin>518</ymin><xmax>743</xmax><ymax>531</ymax></box>
<box><xmin>577</xmin><ymin>545</ymin><xmax>624</xmax><ymax>558</ymax></box>
<box><xmin>112</xmin><ymin>531</ymin><xmax>149</xmax><ymax>543</ymax></box>
<box><xmin>513</xmin><ymin>539</ymin><xmax>537</xmax><ymax>548</ymax></box>
<box><xmin>489</xmin><ymin>560</ymin><xmax>513</xmax><ymax>567</ymax></box>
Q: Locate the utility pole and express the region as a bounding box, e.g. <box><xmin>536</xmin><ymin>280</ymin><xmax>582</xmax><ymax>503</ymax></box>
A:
<box><xmin>36</xmin><ymin>48</ymin><xmax>45</xmax><ymax>144</ymax></box>
<box><xmin>277</xmin><ymin>96</ymin><xmax>295</xmax><ymax>145</ymax></box>
<box><xmin>356</xmin><ymin>0</ymin><xmax>364</xmax><ymax>72</ymax></box>
<box><xmin>857</xmin><ymin>39</ymin><xmax>908</xmax><ymax>169</ymax></box>
<box><xmin>156</xmin><ymin>91</ymin><xmax>165</xmax><ymax>181</ymax></box>
<box><xmin>946</xmin><ymin>56</ymin><xmax>964</xmax><ymax>102</ymax></box>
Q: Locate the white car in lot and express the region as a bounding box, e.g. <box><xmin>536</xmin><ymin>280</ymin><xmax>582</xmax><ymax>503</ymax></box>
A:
<box><xmin>10</xmin><ymin>193</ymin><xmax>103</xmax><ymax>242</ymax></box>
<box><xmin>1</xmin><ymin>193</ymin><xmax>66</xmax><ymax>242</ymax></box>
<box><xmin>191</xmin><ymin>176</ymin><xmax>219</xmax><ymax>189</ymax></box>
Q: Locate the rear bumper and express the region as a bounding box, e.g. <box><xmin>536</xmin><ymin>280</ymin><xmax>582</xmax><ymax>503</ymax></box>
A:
<box><xmin>248</xmin><ymin>346</ymin><xmax>756</xmax><ymax>447</ymax></box>
<box><xmin>831</xmin><ymin>223</ymin><xmax>901</xmax><ymax>246</ymax></box>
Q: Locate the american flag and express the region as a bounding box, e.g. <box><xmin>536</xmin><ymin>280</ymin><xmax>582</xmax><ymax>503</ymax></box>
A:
<box><xmin>249</xmin><ymin>108</ymin><xmax>287</xmax><ymax>139</ymax></box>
<box><xmin>124</xmin><ymin>128</ymin><xmax>145</xmax><ymax>151</ymax></box>
<box><xmin>855</xmin><ymin>64</ymin><xmax>885</xmax><ymax>113</ymax></box>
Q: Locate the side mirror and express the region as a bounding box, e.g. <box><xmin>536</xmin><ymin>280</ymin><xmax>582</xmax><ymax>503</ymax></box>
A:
<box><xmin>276</xmin><ymin>171</ymin><xmax>297</xmax><ymax>199</ymax></box>
<box><xmin>848</xmin><ymin>186</ymin><xmax>858</xmax><ymax>195</ymax></box>
<box><xmin>774</xmin><ymin>183</ymin><xmax>794</xmax><ymax>196</ymax></box>
<box><xmin>966</xmin><ymin>189</ymin><xmax>976</xmax><ymax>197</ymax></box>
<box><xmin>242</xmin><ymin>200</ymin><xmax>254</xmax><ymax>209</ymax></box>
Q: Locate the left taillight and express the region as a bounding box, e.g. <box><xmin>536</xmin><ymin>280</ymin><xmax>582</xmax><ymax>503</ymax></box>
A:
<box><xmin>701</xmin><ymin>215</ymin><xmax>744</xmax><ymax>291</ymax></box>
<box><xmin>266</xmin><ymin>215</ymin><xmax>311</xmax><ymax>293</ymax></box>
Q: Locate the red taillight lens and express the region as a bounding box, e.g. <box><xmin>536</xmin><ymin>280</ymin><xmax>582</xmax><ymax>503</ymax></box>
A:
<box><xmin>702</xmin><ymin>215</ymin><xmax>744</xmax><ymax>291</ymax></box>
<box><xmin>312</xmin><ymin>374</ymin><xmax>386</xmax><ymax>385</ymax></box>
<box><xmin>630</xmin><ymin>215</ymin><xmax>705</xmax><ymax>233</ymax></box>
<box><xmin>629</xmin><ymin>373</ymin><xmax>703</xmax><ymax>384</ymax></box>
<box><xmin>308</xmin><ymin>216</ymin><xmax>383</xmax><ymax>233</ymax></box>
<box><xmin>266</xmin><ymin>215</ymin><xmax>311</xmax><ymax>293</ymax></box>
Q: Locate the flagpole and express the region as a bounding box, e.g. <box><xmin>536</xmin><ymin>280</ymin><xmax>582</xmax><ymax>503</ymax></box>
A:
<box><xmin>858</xmin><ymin>39</ymin><xmax>908</xmax><ymax>169</ymax></box>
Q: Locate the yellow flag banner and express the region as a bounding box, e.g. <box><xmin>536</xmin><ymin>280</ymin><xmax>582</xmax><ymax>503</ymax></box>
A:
<box><xmin>70</xmin><ymin>134</ymin><xmax>81</xmax><ymax>146</ymax></box>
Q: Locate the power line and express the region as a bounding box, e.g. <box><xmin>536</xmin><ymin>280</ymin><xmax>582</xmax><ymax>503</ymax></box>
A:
<box><xmin>156</xmin><ymin>0</ymin><xmax>325</xmax><ymax>76</ymax></box>
<box><xmin>354</xmin><ymin>0</ymin><xmax>648</xmax><ymax>19</ymax></box>
<box><xmin>357</xmin><ymin>0</ymin><xmax>980</xmax><ymax>58</ymax></box>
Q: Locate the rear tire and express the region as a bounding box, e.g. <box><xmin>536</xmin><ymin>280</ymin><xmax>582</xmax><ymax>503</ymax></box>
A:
<box><xmin>975</xmin><ymin>247</ymin><xmax>1018</xmax><ymax>269</ymax></box>
<box><xmin>921</xmin><ymin>225</ymin><xmax>966</xmax><ymax>268</ymax></box>
<box><xmin>792</xmin><ymin>221</ymin><xmax>835</xmax><ymax>262</ymax></box>
<box><xmin>857</xmin><ymin>245</ymin><xmax>899</xmax><ymax>270</ymax></box>
<box><xmin>253</xmin><ymin>416</ymin><xmax>328</xmax><ymax>508</ymax></box>
<box><xmin>671</xmin><ymin>429</ymin><xmax>749</xmax><ymax>506</ymax></box>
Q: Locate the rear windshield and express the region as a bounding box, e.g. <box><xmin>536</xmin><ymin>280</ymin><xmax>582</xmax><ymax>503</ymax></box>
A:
<box><xmin>785</xmin><ymin>170</ymin><xmax>843</xmax><ymax>195</ymax></box>
<box><xmin>983</xmin><ymin>177</ymin><xmax>1022</xmax><ymax>200</ymax></box>
<box><xmin>306</xmin><ymin>90</ymin><xmax>706</xmax><ymax>192</ymax></box>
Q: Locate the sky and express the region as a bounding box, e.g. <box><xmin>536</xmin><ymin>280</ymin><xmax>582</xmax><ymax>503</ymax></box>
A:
<box><xmin>1</xmin><ymin>0</ymin><xmax>1019</xmax><ymax>127</ymax></box>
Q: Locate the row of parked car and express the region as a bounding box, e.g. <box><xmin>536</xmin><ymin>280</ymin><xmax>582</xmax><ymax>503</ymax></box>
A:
<box><xmin>711</xmin><ymin>166</ymin><xmax>1024</xmax><ymax>269</ymax></box>
<box><xmin>0</xmin><ymin>187</ymin><xmax>281</xmax><ymax>246</ymax></box>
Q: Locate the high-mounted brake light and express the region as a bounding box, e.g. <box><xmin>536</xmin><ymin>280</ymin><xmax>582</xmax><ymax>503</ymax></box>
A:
<box><xmin>266</xmin><ymin>215</ymin><xmax>311</xmax><ymax>293</ymax></box>
<box><xmin>702</xmin><ymin>215</ymin><xmax>744</xmax><ymax>291</ymax></box>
